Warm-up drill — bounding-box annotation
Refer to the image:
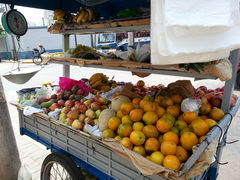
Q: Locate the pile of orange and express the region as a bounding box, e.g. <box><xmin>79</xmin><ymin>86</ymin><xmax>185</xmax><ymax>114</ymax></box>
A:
<box><xmin>102</xmin><ymin>94</ymin><xmax>225</xmax><ymax>170</ymax></box>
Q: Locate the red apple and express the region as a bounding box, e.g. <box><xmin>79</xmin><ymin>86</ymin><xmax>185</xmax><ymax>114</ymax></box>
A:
<box><xmin>49</xmin><ymin>103</ymin><xmax>60</xmax><ymax>111</ymax></box>
<box><xmin>84</xmin><ymin>117</ymin><xmax>94</xmax><ymax>126</ymax></box>
<box><xmin>98</xmin><ymin>97</ymin><xmax>109</xmax><ymax>105</ymax></box>
<box><xmin>61</xmin><ymin>107</ymin><xmax>70</xmax><ymax>114</ymax></box>
<box><xmin>72</xmin><ymin>120</ymin><xmax>84</xmax><ymax>130</ymax></box>
<box><xmin>66</xmin><ymin>118</ymin><xmax>75</xmax><ymax>126</ymax></box>
<box><xmin>76</xmin><ymin>89</ymin><xmax>84</xmax><ymax>96</ymax></box>
<box><xmin>65</xmin><ymin>100</ymin><xmax>74</xmax><ymax>108</ymax></box>
<box><xmin>57</xmin><ymin>99</ymin><xmax>65</xmax><ymax>107</ymax></box>
<box><xmin>71</xmin><ymin>107</ymin><xmax>80</xmax><ymax>114</ymax></box>
<box><xmin>74</xmin><ymin>102</ymin><xmax>82</xmax><ymax>110</ymax></box>
<box><xmin>79</xmin><ymin>104</ymin><xmax>88</xmax><ymax>113</ymax></box>
<box><xmin>67</xmin><ymin>110</ymin><xmax>79</xmax><ymax>119</ymax></box>
<box><xmin>90</xmin><ymin>102</ymin><xmax>101</xmax><ymax>111</ymax></box>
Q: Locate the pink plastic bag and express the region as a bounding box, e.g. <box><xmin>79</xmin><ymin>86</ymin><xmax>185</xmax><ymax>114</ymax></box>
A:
<box><xmin>59</xmin><ymin>77</ymin><xmax>92</xmax><ymax>92</ymax></box>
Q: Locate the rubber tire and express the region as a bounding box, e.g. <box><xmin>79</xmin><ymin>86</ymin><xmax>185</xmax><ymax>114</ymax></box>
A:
<box><xmin>235</xmin><ymin>72</ymin><xmax>240</xmax><ymax>90</ymax></box>
<box><xmin>40</xmin><ymin>152</ymin><xmax>84</xmax><ymax>180</ymax></box>
<box><xmin>32</xmin><ymin>56</ymin><xmax>43</xmax><ymax>65</ymax></box>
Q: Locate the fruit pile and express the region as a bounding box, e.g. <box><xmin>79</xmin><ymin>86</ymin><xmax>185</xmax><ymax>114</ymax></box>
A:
<box><xmin>101</xmin><ymin>94</ymin><xmax>225</xmax><ymax>170</ymax></box>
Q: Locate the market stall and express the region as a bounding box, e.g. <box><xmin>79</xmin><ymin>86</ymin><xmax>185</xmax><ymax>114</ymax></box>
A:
<box><xmin>1</xmin><ymin>0</ymin><xmax>240</xmax><ymax>180</ymax></box>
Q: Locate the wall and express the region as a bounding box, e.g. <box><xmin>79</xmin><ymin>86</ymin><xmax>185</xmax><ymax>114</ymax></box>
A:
<box><xmin>0</xmin><ymin>26</ymin><xmax>91</xmax><ymax>59</ymax></box>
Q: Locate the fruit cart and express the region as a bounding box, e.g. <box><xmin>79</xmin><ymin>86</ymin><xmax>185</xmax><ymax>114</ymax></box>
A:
<box><xmin>2</xmin><ymin>0</ymin><xmax>240</xmax><ymax>180</ymax></box>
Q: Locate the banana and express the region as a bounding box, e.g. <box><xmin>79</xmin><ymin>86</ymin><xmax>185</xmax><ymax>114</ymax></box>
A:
<box><xmin>86</xmin><ymin>8</ymin><xmax>94</xmax><ymax>21</ymax></box>
<box><xmin>77</xmin><ymin>8</ymin><xmax>85</xmax><ymax>23</ymax></box>
<box><xmin>81</xmin><ymin>9</ymin><xmax>89</xmax><ymax>23</ymax></box>
<box><xmin>91</xmin><ymin>80</ymin><xmax>102</xmax><ymax>88</ymax></box>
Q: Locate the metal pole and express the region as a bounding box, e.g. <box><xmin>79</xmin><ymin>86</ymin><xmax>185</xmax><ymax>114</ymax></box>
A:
<box><xmin>74</xmin><ymin>34</ymin><xmax>77</xmax><ymax>47</ymax></box>
<box><xmin>128</xmin><ymin>32</ymin><xmax>134</xmax><ymax>47</ymax></box>
<box><xmin>63</xmin><ymin>34</ymin><xmax>70</xmax><ymax>77</ymax></box>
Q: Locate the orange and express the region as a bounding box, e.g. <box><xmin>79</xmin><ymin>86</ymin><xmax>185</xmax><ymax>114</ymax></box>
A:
<box><xmin>156</xmin><ymin>106</ymin><xmax>165</xmax><ymax>118</ymax></box>
<box><xmin>120</xmin><ymin>102</ymin><xmax>134</xmax><ymax>115</ymax></box>
<box><xmin>178</xmin><ymin>114</ymin><xmax>183</xmax><ymax>121</ymax></box>
<box><xmin>140</xmin><ymin>99</ymin><xmax>149</xmax><ymax>109</ymax></box>
<box><xmin>133</xmin><ymin>145</ymin><xmax>146</xmax><ymax>156</ymax></box>
<box><xmin>142</xmin><ymin>125</ymin><xmax>159</xmax><ymax>138</ymax></box>
<box><xmin>101</xmin><ymin>129</ymin><xmax>116</xmax><ymax>138</ymax></box>
<box><xmin>144</xmin><ymin>137</ymin><xmax>160</xmax><ymax>153</ymax></box>
<box><xmin>132</xmin><ymin>122</ymin><xmax>144</xmax><ymax>131</ymax></box>
<box><xmin>160</xmin><ymin>97</ymin><xmax>174</xmax><ymax>108</ymax></box>
<box><xmin>174</xmin><ymin>120</ymin><xmax>188</xmax><ymax>131</ymax></box>
<box><xmin>180</xmin><ymin>132</ymin><xmax>198</xmax><ymax>151</ymax></box>
<box><xmin>121</xmin><ymin>115</ymin><xmax>133</xmax><ymax>125</ymax></box>
<box><xmin>143</xmin><ymin>102</ymin><xmax>157</xmax><ymax>112</ymax></box>
<box><xmin>158</xmin><ymin>135</ymin><xmax>163</xmax><ymax>144</ymax></box>
<box><xmin>108</xmin><ymin>117</ymin><xmax>121</xmax><ymax>131</ymax></box>
<box><xmin>143</xmin><ymin>95</ymin><xmax>154</xmax><ymax>102</ymax></box>
<box><xmin>180</xmin><ymin>127</ymin><xmax>192</xmax><ymax>136</ymax></box>
<box><xmin>156</xmin><ymin>118</ymin><xmax>174</xmax><ymax>133</ymax></box>
<box><xmin>205</xmin><ymin>119</ymin><xmax>217</xmax><ymax>128</ymax></box>
<box><xmin>132</xmin><ymin>98</ymin><xmax>141</xmax><ymax>106</ymax></box>
<box><xmin>114</xmin><ymin>136</ymin><xmax>122</xmax><ymax>141</ymax></box>
<box><xmin>191</xmin><ymin>119</ymin><xmax>209</xmax><ymax>136</ymax></box>
<box><xmin>142</xmin><ymin>111</ymin><xmax>158</xmax><ymax>125</ymax></box>
<box><xmin>162</xmin><ymin>113</ymin><xmax>176</xmax><ymax>124</ymax></box>
<box><xmin>199</xmin><ymin>136</ymin><xmax>205</xmax><ymax>143</ymax></box>
<box><xmin>200</xmin><ymin>103</ymin><xmax>212</xmax><ymax>115</ymax></box>
<box><xmin>130</xmin><ymin>131</ymin><xmax>146</xmax><ymax>145</ymax></box>
<box><xmin>155</xmin><ymin>96</ymin><xmax>164</xmax><ymax>105</ymax></box>
<box><xmin>117</xmin><ymin>110</ymin><xmax>124</xmax><ymax>119</ymax></box>
<box><xmin>171</xmin><ymin>94</ymin><xmax>183</xmax><ymax>104</ymax></box>
<box><xmin>171</xmin><ymin>127</ymin><xmax>180</xmax><ymax>136</ymax></box>
<box><xmin>163</xmin><ymin>132</ymin><xmax>179</xmax><ymax>144</ymax></box>
<box><xmin>176</xmin><ymin>146</ymin><xmax>189</xmax><ymax>162</ymax></box>
<box><xmin>117</xmin><ymin>123</ymin><xmax>133</xmax><ymax>137</ymax></box>
<box><xmin>167</xmin><ymin>105</ymin><xmax>180</xmax><ymax>118</ymax></box>
<box><xmin>209</xmin><ymin>107</ymin><xmax>224</xmax><ymax>121</ymax></box>
<box><xmin>137</xmin><ymin>80</ymin><xmax>145</xmax><ymax>87</ymax></box>
<box><xmin>161</xmin><ymin>141</ymin><xmax>177</xmax><ymax>155</ymax></box>
<box><xmin>163</xmin><ymin>155</ymin><xmax>180</xmax><ymax>170</ymax></box>
<box><xmin>182</xmin><ymin>112</ymin><xmax>197</xmax><ymax>124</ymax></box>
<box><xmin>121</xmin><ymin>137</ymin><xmax>133</xmax><ymax>150</ymax></box>
<box><xmin>150</xmin><ymin>151</ymin><xmax>165</xmax><ymax>165</ymax></box>
<box><xmin>130</xmin><ymin>109</ymin><xmax>144</xmax><ymax>122</ymax></box>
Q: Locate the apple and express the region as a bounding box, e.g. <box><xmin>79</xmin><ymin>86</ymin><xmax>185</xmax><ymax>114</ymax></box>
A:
<box><xmin>49</xmin><ymin>103</ymin><xmax>60</xmax><ymax>111</ymax></box>
<box><xmin>98</xmin><ymin>97</ymin><xmax>109</xmax><ymax>105</ymax></box>
<box><xmin>200</xmin><ymin>103</ymin><xmax>212</xmax><ymax>115</ymax></box>
<box><xmin>67</xmin><ymin>110</ymin><xmax>79</xmax><ymax>119</ymax></box>
<box><xmin>95</xmin><ymin>110</ymin><xmax>101</xmax><ymax>118</ymax></box>
<box><xmin>85</xmin><ymin>109</ymin><xmax>96</xmax><ymax>119</ymax></box>
<box><xmin>57</xmin><ymin>99</ymin><xmax>65</xmax><ymax>107</ymax></box>
<box><xmin>90</xmin><ymin>102</ymin><xmax>101</xmax><ymax>111</ymax></box>
<box><xmin>84</xmin><ymin>117</ymin><xmax>94</xmax><ymax>126</ymax></box>
<box><xmin>210</xmin><ymin>97</ymin><xmax>222</xmax><ymax>108</ymax></box>
<box><xmin>83</xmin><ymin>99</ymin><xmax>92</xmax><ymax>106</ymax></box>
<box><xmin>61</xmin><ymin>107</ymin><xmax>70</xmax><ymax>114</ymax></box>
<box><xmin>70</xmin><ymin>107</ymin><xmax>80</xmax><ymax>114</ymax></box>
<box><xmin>74</xmin><ymin>102</ymin><xmax>82</xmax><ymax>110</ymax></box>
<box><xmin>93</xmin><ymin>95</ymin><xmax>100</xmax><ymax>102</ymax></box>
<box><xmin>79</xmin><ymin>114</ymin><xmax>86</xmax><ymax>122</ymax></box>
<box><xmin>79</xmin><ymin>104</ymin><xmax>88</xmax><ymax>113</ymax></box>
<box><xmin>72</xmin><ymin>120</ymin><xmax>84</xmax><ymax>130</ymax></box>
<box><xmin>65</xmin><ymin>100</ymin><xmax>74</xmax><ymax>108</ymax></box>
<box><xmin>76</xmin><ymin>89</ymin><xmax>84</xmax><ymax>96</ymax></box>
<box><xmin>66</xmin><ymin>118</ymin><xmax>75</xmax><ymax>126</ymax></box>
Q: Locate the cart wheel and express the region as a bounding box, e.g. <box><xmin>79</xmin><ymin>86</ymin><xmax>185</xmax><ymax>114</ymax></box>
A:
<box><xmin>40</xmin><ymin>152</ymin><xmax>84</xmax><ymax>180</ymax></box>
<box><xmin>32</xmin><ymin>56</ymin><xmax>43</xmax><ymax>65</ymax></box>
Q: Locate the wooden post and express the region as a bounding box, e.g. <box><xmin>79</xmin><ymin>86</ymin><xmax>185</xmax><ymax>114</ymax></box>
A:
<box><xmin>0</xmin><ymin>77</ymin><xmax>21</xmax><ymax>180</ymax></box>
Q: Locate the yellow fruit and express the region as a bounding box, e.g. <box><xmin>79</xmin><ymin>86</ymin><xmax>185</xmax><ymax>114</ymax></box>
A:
<box><xmin>150</xmin><ymin>151</ymin><xmax>165</xmax><ymax>165</ymax></box>
<box><xmin>176</xmin><ymin>146</ymin><xmax>189</xmax><ymax>162</ymax></box>
<box><xmin>199</xmin><ymin>136</ymin><xmax>205</xmax><ymax>143</ymax></box>
<box><xmin>209</xmin><ymin>107</ymin><xmax>224</xmax><ymax>121</ymax></box>
<box><xmin>120</xmin><ymin>102</ymin><xmax>134</xmax><ymax>115</ymax></box>
<box><xmin>143</xmin><ymin>102</ymin><xmax>157</xmax><ymax>112</ymax></box>
<box><xmin>108</xmin><ymin>117</ymin><xmax>121</xmax><ymax>131</ymax></box>
<box><xmin>133</xmin><ymin>146</ymin><xmax>146</xmax><ymax>156</ymax></box>
<box><xmin>121</xmin><ymin>115</ymin><xmax>133</xmax><ymax>125</ymax></box>
<box><xmin>180</xmin><ymin>127</ymin><xmax>192</xmax><ymax>136</ymax></box>
<box><xmin>144</xmin><ymin>137</ymin><xmax>160</xmax><ymax>153</ymax></box>
<box><xmin>130</xmin><ymin>131</ymin><xmax>146</xmax><ymax>145</ymax></box>
<box><xmin>140</xmin><ymin>99</ymin><xmax>149</xmax><ymax>109</ymax></box>
<box><xmin>156</xmin><ymin>118</ymin><xmax>174</xmax><ymax>133</ymax></box>
<box><xmin>174</xmin><ymin>120</ymin><xmax>188</xmax><ymax>131</ymax></box>
<box><xmin>166</xmin><ymin>105</ymin><xmax>180</xmax><ymax>118</ymax></box>
<box><xmin>155</xmin><ymin>96</ymin><xmax>164</xmax><ymax>105</ymax></box>
<box><xmin>142</xmin><ymin>125</ymin><xmax>159</xmax><ymax>138</ymax></box>
<box><xmin>146</xmin><ymin>155</ymin><xmax>151</xmax><ymax>160</ymax></box>
<box><xmin>163</xmin><ymin>132</ymin><xmax>179</xmax><ymax>144</ymax></box>
<box><xmin>171</xmin><ymin>94</ymin><xmax>183</xmax><ymax>104</ymax></box>
<box><xmin>160</xmin><ymin>97</ymin><xmax>174</xmax><ymax>108</ymax></box>
<box><xmin>121</xmin><ymin>137</ymin><xmax>133</xmax><ymax>150</ymax></box>
<box><xmin>191</xmin><ymin>119</ymin><xmax>209</xmax><ymax>136</ymax></box>
<box><xmin>114</xmin><ymin>136</ymin><xmax>122</xmax><ymax>141</ymax></box>
<box><xmin>205</xmin><ymin>119</ymin><xmax>217</xmax><ymax>128</ymax></box>
<box><xmin>178</xmin><ymin>114</ymin><xmax>183</xmax><ymax>121</ymax></box>
<box><xmin>130</xmin><ymin>109</ymin><xmax>144</xmax><ymax>122</ymax></box>
<box><xmin>183</xmin><ymin>112</ymin><xmax>197</xmax><ymax>124</ymax></box>
<box><xmin>162</xmin><ymin>113</ymin><xmax>175</xmax><ymax>124</ymax></box>
<box><xmin>142</xmin><ymin>112</ymin><xmax>158</xmax><ymax>125</ymax></box>
<box><xmin>163</xmin><ymin>155</ymin><xmax>180</xmax><ymax>170</ymax></box>
<box><xmin>180</xmin><ymin>132</ymin><xmax>198</xmax><ymax>151</ymax></box>
<box><xmin>200</xmin><ymin>103</ymin><xmax>212</xmax><ymax>115</ymax></box>
<box><xmin>132</xmin><ymin>98</ymin><xmax>141</xmax><ymax>105</ymax></box>
<box><xmin>171</xmin><ymin>127</ymin><xmax>179</xmax><ymax>135</ymax></box>
<box><xmin>117</xmin><ymin>110</ymin><xmax>124</xmax><ymax>119</ymax></box>
<box><xmin>161</xmin><ymin>141</ymin><xmax>177</xmax><ymax>155</ymax></box>
<box><xmin>156</xmin><ymin>106</ymin><xmax>165</xmax><ymax>118</ymax></box>
<box><xmin>158</xmin><ymin>135</ymin><xmax>163</xmax><ymax>144</ymax></box>
<box><xmin>101</xmin><ymin>129</ymin><xmax>116</xmax><ymax>138</ymax></box>
<box><xmin>117</xmin><ymin>123</ymin><xmax>133</xmax><ymax>137</ymax></box>
<box><xmin>132</xmin><ymin>122</ymin><xmax>144</xmax><ymax>131</ymax></box>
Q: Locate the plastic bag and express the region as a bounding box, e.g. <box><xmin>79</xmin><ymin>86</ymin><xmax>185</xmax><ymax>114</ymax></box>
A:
<box><xmin>59</xmin><ymin>77</ymin><xmax>92</xmax><ymax>92</ymax></box>
<box><xmin>181</xmin><ymin>98</ymin><xmax>201</xmax><ymax>114</ymax></box>
<box><xmin>135</xmin><ymin>44</ymin><xmax>150</xmax><ymax>63</ymax></box>
<box><xmin>48</xmin><ymin>109</ymin><xmax>62</xmax><ymax>120</ymax></box>
<box><xmin>23</xmin><ymin>106</ymin><xmax>44</xmax><ymax>116</ymax></box>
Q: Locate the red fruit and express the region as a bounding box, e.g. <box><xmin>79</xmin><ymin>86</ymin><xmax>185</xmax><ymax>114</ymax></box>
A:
<box><xmin>49</xmin><ymin>103</ymin><xmax>60</xmax><ymax>111</ymax></box>
<box><xmin>61</xmin><ymin>107</ymin><xmax>70</xmax><ymax>114</ymax></box>
<box><xmin>206</xmin><ymin>93</ymin><xmax>214</xmax><ymax>101</ymax></box>
<box><xmin>196</xmin><ymin>90</ymin><xmax>205</xmax><ymax>97</ymax></box>
<box><xmin>200</xmin><ymin>103</ymin><xmax>212</xmax><ymax>115</ymax></box>
<box><xmin>199</xmin><ymin>86</ymin><xmax>208</xmax><ymax>94</ymax></box>
<box><xmin>90</xmin><ymin>102</ymin><xmax>101</xmax><ymax>111</ymax></box>
<box><xmin>210</xmin><ymin>97</ymin><xmax>222</xmax><ymax>108</ymax></box>
<box><xmin>66</xmin><ymin>118</ymin><xmax>75</xmax><ymax>126</ymax></box>
<box><xmin>71</xmin><ymin>107</ymin><xmax>80</xmax><ymax>113</ymax></box>
<box><xmin>74</xmin><ymin>102</ymin><xmax>82</xmax><ymax>109</ymax></box>
<box><xmin>67</xmin><ymin>110</ymin><xmax>79</xmax><ymax>119</ymax></box>
<box><xmin>65</xmin><ymin>100</ymin><xmax>74</xmax><ymax>108</ymax></box>
<box><xmin>57</xmin><ymin>100</ymin><xmax>65</xmax><ymax>107</ymax></box>
<box><xmin>76</xmin><ymin>89</ymin><xmax>84</xmax><ymax>96</ymax></box>
<box><xmin>79</xmin><ymin>104</ymin><xmax>88</xmax><ymax>113</ymax></box>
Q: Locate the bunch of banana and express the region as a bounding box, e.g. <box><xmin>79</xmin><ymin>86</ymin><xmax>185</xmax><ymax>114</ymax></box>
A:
<box><xmin>89</xmin><ymin>73</ymin><xmax>109</xmax><ymax>90</ymax></box>
<box><xmin>53</xmin><ymin>9</ymin><xmax>74</xmax><ymax>23</ymax></box>
<box><xmin>73</xmin><ymin>7</ymin><xmax>96</xmax><ymax>23</ymax></box>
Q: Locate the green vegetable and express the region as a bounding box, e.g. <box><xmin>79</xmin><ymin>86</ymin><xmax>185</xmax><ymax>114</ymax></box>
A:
<box><xmin>40</xmin><ymin>101</ymin><xmax>54</xmax><ymax>108</ymax></box>
<box><xmin>117</xmin><ymin>8</ymin><xmax>140</xmax><ymax>17</ymax></box>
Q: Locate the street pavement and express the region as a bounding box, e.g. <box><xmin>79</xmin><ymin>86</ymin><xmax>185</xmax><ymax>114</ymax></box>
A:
<box><xmin>0</xmin><ymin>61</ymin><xmax>239</xmax><ymax>180</ymax></box>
